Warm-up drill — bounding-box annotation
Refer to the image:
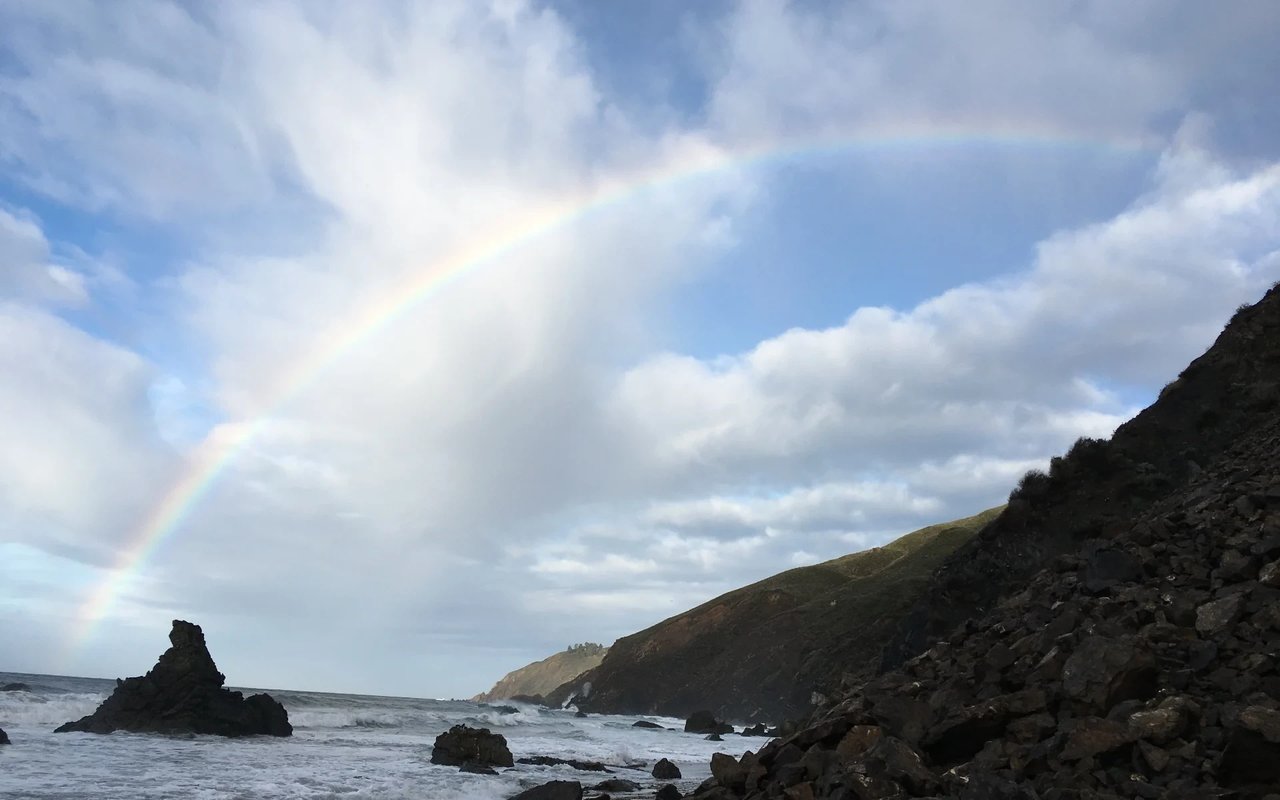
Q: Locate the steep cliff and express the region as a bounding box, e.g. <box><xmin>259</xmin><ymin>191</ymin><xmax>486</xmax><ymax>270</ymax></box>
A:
<box><xmin>551</xmin><ymin>508</ymin><xmax>1001</xmax><ymax>722</ymax></box>
<box><xmin>475</xmin><ymin>644</ymin><xmax>608</xmax><ymax>703</ymax></box>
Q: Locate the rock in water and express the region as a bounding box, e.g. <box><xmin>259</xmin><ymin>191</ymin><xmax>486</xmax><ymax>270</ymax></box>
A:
<box><xmin>508</xmin><ymin>781</ymin><xmax>582</xmax><ymax>800</ymax></box>
<box><xmin>652</xmin><ymin>757</ymin><xmax>682</xmax><ymax>779</ymax></box>
<box><xmin>431</xmin><ymin>724</ymin><xmax>514</xmax><ymax>768</ymax></box>
<box><xmin>54</xmin><ymin>620</ymin><xmax>291</xmax><ymax>737</ymax></box>
<box><xmin>0</xmin><ymin>726</ymin><xmax>9</xmax><ymax>745</ymax></box>
<box><xmin>684</xmin><ymin>710</ymin><xmax>733</xmax><ymax>734</ymax></box>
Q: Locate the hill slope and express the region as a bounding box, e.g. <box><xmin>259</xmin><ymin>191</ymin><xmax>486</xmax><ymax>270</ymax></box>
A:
<box><xmin>687</xmin><ymin>286</ymin><xmax>1280</xmax><ymax>799</ymax></box>
<box><xmin>474</xmin><ymin>644</ymin><xmax>607</xmax><ymax>702</ymax></box>
<box><xmin>551</xmin><ymin>508</ymin><xmax>1001</xmax><ymax>722</ymax></box>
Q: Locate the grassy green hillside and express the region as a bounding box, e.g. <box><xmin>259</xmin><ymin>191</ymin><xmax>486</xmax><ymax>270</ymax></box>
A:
<box><xmin>473</xmin><ymin>643</ymin><xmax>607</xmax><ymax>702</ymax></box>
<box><xmin>547</xmin><ymin>507</ymin><xmax>1003</xmax><ymax>722</ymax></box>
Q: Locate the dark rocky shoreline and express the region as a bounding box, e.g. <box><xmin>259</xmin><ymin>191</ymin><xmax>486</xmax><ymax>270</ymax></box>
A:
<box><xmin>55</xmin><ymin>620</ymin><xmax>291</xmax><ymax>737</ymax></box>
<box><xmin>670</xmin><ymin>288</ymin><xmax>1280</xmax><ymax>798</ymax></box>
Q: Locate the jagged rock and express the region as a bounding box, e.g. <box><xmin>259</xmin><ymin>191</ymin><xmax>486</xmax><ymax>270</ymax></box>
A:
<box><xmin>709</xmin><ymin>752</ymin><xmax>744</xmax><ymax>791</ymax></box>
<box><xmin>685</xmin><ymin>710</ymin><xmax>732</xmax><ymax>735</ymax></box>
<box><xmin>517</xmin><ymin>756</ymin><xmax>609</xmax><ymax>772</ymax></box>
<box><xmin>0</xmin><ymin>726</ymin><xmax>9</xmax><ymax>744</ymax></box>
<box><xmin>1127</xmin><ymin>706</ymin><xmax>1187</xmax><ymax>744</ymax></box>
<box><xmin>509</xmin><ymin>780</ymin><xmax>583</xmax><ymax>800</ymax></box>
<box><xmin>1060</xmin><ymin>718</ymin><xmax>1134</xmax><ymax>760</ymax></box>
<box><xmin>652</xmin><ymin>758</ymin><xmax>682</xmax><ymax>779</ymax></box>
<box><xmin>862</xmin><ymin>736</ymin><xmax>934</xmax><ymax>794</ymax></box>
<box><xmin>739</xmin><ymin>722</ymin><xmax>769</xmax><ymax>736</ymax></box>
<box><xmin>1060</xmin><ymin>635</ymin><xmax>1155</xmax><ymax>712</ymax></box>
<box><xmin>656</xmin><ymin>784</ymin><xmax>682</xmax><ymax>800</ymax></box>
<box><xmin>1195</xmin><ymin>595</ymin><xmax>1244</xmax><ymax>635</ymax></box>
<box><xmin>432</xmin><ymin>724</ymin><xmax>514</xmax><ymax>768</ymax></box>
<box><xmin>54</xmin><ymin>620</ymin><xmax>291</xmax><ymax>737</ymax></box>
<box><xmin>1</xmin><ymin>682</ymin><xmax>30</xmax><ymax>692</ymax></box>
<box><xmin>1259</xmin><ymin>559</ymin><xmax>1280</xmax><ymax>587</ymax></box>
<box><xmin>1239</xmin><ymin>706</ymin><xmax>1280</xmax><ymax>742</ymax></box>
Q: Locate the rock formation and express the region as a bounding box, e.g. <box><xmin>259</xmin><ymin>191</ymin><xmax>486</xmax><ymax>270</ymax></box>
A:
<box><xmin>431</xmin><ymin>724</ymin><xmax>514</xmax><ymax>769</ymax></box>
<box><xmin>686</xmin><ymin>710</ymin><xmax>734</xmax><ymax>735</ymax></box>
<box><xmin>474</xmin><ymin>644</ymin><xmax>607</xmax><ymax>703</ymax></box>
<box><xmin>55</xmin><ymin>620</ymin><xmax>291</xmax><ymax>737</ymax></box>
<box><xmin>548</xmin><ymin>509</ymin><xmax>1000</xmax><ymax>721</ymax></box>
<box><xmin>0</xmin><ymin>726</ymin><xmax>9</xmax><ymax>745</ymax></box>
<box><xmin>653</xmin><ymin>758</ymin><xmax>682</xmax><ymax>779</ymax></box>
<box><xmin>683</xmin><ymin>289</ymin><xmax>1280</xmax><ymax>799</ymax></box>
<box><xmin>509</xmin><ymin>780</ymin><xmax>582</xmax><ymax>800</ymax></box>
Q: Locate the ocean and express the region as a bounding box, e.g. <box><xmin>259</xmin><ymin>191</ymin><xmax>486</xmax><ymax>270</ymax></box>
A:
<box><xmin>0</xmin><ymin>671</ymin><xmax>740</xmax><ymax>799</ymax></box>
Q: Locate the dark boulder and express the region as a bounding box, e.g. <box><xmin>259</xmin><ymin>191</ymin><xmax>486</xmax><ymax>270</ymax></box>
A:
<box><xmin>685</xmin><ymin>710</ymin><xmax>732</xmax><ymax>735</ymax></box>
<box><xmin>0</xmin><ymin>726</ymin><xmax>8</xmax><ymax>745</ymax></box>
<box><xmin>633</xmin><ymin>719</ymin><xmax>664</xmax><ymax>729</ymax></box>
<box><xmin>1</xmin><ymin>682</ymin><xmax>30</xmax><ymax>692</ymax></box>
<box><xmin>517</xmin><ymin>755</ymin><xmax>609</xmax><ymax>772</ymax></box>
<box><xmin>652</xmin><ymin>758</ymin><xmax>682</xmax><ymax>779</ymax></box>
<box><xmin>509</xmin><ymin>780</ymin><xmax>583</xmax><ymax>800</ymax></box>
<box><xmin>432</xmin><ymin>724</ymin><xmax>514</xmax><ymax>768</ymax></box>
<box><xmin>656</xmin><ymin>785</ymin><xmax>682</xmax><ymax>800</ymax></box>
<box><xmin>592</xmin><ymin>778</ymin><xmax>641</xmax><ymax>792</ymax></box>
<box><xmin>54</xmin><ymin>620</ymin><xmax>291</xmax><ymax>737</ymax></box>
<box><xmin>739</xmin><ymin>723</ymin><xmax>769</xmax><ymax>737</ymax></box>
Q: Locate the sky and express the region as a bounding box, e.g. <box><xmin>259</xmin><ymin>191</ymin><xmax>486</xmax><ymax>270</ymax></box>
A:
<box><xmin>1</xmin><ymin>1</ymin><xmax>1279</xmax><ymax>698</ymax></box>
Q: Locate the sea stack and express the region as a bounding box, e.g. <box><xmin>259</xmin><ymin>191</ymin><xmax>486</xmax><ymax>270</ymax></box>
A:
<box><xmin>55</xmin><ymin>619</ymin><xmax>291</xmax><ymax>737</ymax></box>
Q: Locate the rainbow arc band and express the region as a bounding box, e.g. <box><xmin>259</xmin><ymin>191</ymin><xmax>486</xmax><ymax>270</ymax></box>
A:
<box><xmin>66</xmin><ymin>124</ymin><xmax>1158</xmax><ymax>660</ymax></box>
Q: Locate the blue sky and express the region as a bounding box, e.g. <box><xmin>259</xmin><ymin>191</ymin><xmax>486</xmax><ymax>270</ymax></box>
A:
<box><xmin>1</xmin><ymin>0</ymin><xmax>1279</xmax><ymax>698</ymax></box>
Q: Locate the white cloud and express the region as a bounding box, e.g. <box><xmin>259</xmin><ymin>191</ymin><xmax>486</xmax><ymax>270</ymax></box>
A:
<box><xmin>0</xmin><ymin>0</ymin><xmax>1278</xmax><ymax>697</ymax></box>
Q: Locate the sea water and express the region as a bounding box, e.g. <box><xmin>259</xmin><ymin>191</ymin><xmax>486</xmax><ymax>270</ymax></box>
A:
<box><xmin>0</xmin><ymin>671</ymin><xmax>744</xmax><ymax>799</ymax></box>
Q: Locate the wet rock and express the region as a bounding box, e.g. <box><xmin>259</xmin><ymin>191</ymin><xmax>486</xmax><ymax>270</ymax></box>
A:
<box><xmin>517</xmin><ymin>756</ymin><xmax>608</xmax><ymax>772</ymax></box>
<box><xmin>592</xmin><ymin>778</ymin><xmax>641</xmax><ymax>792</ymax></box>
<box><xmin>652</xmin><ymin>758</ymin><xmax>681</xmax><ymax>779</ymax></box>
<box><xmin>632</xmin><ymin>720</ymin><xmax>664</xmax><ymax>729</ymax></box>
<box><xmin>509</xmin><ymin>780</ymin><xmax>583</xmax><ymax>800</ymax></box>
<box><xmin>54</xmin><ymin>620</ymin><xmax>291</xmax><ymax>737</ymax></box>
<box><xmin>656</xmin><ymin>785</ymin><xmax>682</xmax><ymax>800</ymax></box>
<box><xmin>739</xmin><ymin>722</ymin><xmax>769</xmax><ymax>736</ymax></box>
<box><xmin>432</xmin><ymin>724</ymin><xmax>514</xmax><ymax>768</ymax></box>
<box><xmin>704</xmin><ymin>733</ymin><xmax>722</xmax><ymax>741</ymax></box>
<box><xmin>1195</xmin><ymin>595</ymin><xmax>1244</xmax><ymax>635</ymax></box>
<box><xmin>685</xmin><ymin>710</ymin><xmax>732</xmax><ymax>735</ymax></box>
<box><xmin>709</xmin><ymin>752</ymin><xmax>744</xmax><ymax>791</ymax></box>
<box><xmin>0</xmin><ymin>727</ymin><xmax>8</xmax><ymax>745</ymax></box>
<box><xmin>461</xmin><ymin>762</ymin><xmax>498</xmax><ymax>775</ymax></box>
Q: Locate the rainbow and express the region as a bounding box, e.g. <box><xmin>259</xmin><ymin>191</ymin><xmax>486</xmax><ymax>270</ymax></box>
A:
<box><xmin>65</xmin><ymin>122</ymin><xmax>1159</xmax><ymax>657</ymax></box>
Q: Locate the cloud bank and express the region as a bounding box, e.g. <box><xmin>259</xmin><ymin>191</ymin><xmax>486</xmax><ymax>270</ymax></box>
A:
<box><xmin>0</xmin><ymin>0</ymin><xmax>1277</xmax><ymax>696</ymax></box>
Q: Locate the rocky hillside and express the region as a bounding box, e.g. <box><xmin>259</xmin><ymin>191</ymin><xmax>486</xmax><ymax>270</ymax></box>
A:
<box><xmin>474</xmin><ymin>643</ymin><xmax>607</xmax><ymax>703</ymax></box>
<box><xmin>687</xmin><ymin>287</ymin><xmax>1280</xmax><ymax>798</ymax></box>
<box><xmin>551</xmin><ymin>508</ymin><xmax>1001</xmax><ymax>723</ymax></box>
